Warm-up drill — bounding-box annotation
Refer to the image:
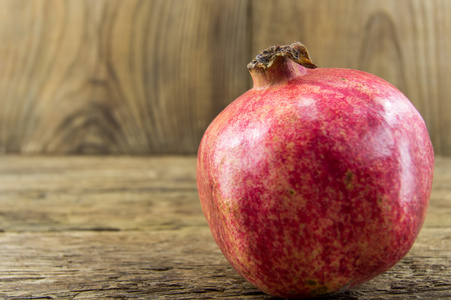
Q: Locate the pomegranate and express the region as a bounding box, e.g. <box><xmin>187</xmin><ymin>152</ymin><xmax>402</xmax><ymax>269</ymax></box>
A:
<box><xmin>197</xmin><ymin>42</ymin><xmax>434</xmax><ymax>298</ymax></box>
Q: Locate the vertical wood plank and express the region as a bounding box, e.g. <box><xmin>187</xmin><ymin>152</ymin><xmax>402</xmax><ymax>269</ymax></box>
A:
<box><xmin>251</xmin><ymin>0</ymin><xmax>451</xmax><ymax>155</ymax></box>
<box><xmin>107</xmin><ymin>0</ymin><xmax>250</xmax><ymax>154</ymax></box>
<box><xmin>1</xmin><ymin>0</ymin><xmax>450</xmax><ymax>155</ymax></box>
<box><xmin>0</xmin><ymin>0</ymin><xmax>250</xmax><ymax>154</ymax></box>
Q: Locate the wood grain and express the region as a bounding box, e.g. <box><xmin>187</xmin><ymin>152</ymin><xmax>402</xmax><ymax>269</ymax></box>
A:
<box><xmin>251</xmin><ymin>0</ymin><xmax>451</xmax><ymax>156</ymax></box>
<box><xmin>0</xmin><ymin>0</ymin><xmax>250</xmax><ymax>154</ymax></box>
<box><xmin>0</xmin><ymin>156</ymin><xmax>449</xmax><ymax>299</ymax></box>
<box><xmin>0</xmin><ymin>0</ymin><xmax>450</xmax><ymax>155</ymax></box>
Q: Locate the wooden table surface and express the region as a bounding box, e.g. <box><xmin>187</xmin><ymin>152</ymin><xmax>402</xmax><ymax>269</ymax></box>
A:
<box><xmin>0</xmin><ymin>156</ymin><xmax>449</xmax><ymax>299</ymax></box>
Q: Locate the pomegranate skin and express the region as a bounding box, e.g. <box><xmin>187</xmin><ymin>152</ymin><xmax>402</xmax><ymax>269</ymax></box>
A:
<box><xmin>197</xmin><ymin>44</ymin><xmax>434</xmax><ymax>298</ymax></box>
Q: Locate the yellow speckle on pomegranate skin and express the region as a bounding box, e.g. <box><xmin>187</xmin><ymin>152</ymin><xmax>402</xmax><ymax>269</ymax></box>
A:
<box><xmin>344</xmin><ymin>170</ymin><xmax>355</xmax><ymax>190</ymax></box>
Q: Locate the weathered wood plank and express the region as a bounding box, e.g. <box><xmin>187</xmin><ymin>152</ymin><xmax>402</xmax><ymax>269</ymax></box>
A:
<box><xmin>0</xmin><ymin>156</ymin><xmax>202</xmax><ymax>232</ymax></box>
<box><xmin>0</xmin><ymin>156</ymin><xmax>449</xmax><ymax>299</ymax></box>
<box><xmin>0</xmin><ymin>230</ymin><xmax>448</xmax><ymax>299</ymax></box>
<box><xmin>251</xmin><ymin>0</ymin><xmax>451</xmax><ymax>156</ymax></box>
<box><xmin>1</xmin><ymin>0</ymin><xmax>451</xmax><ymax>156</ymax></box>
<box><xmin>0</xmin><ymin>0</ymin><xmax>250</xmax><ymax>154</ymax></box>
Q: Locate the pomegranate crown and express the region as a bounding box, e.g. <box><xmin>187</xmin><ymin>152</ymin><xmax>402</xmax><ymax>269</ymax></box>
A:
<box><xmin>247</xmin><ymin>42</ymin><xmax>317</xmax><ymax>71</ymax></box>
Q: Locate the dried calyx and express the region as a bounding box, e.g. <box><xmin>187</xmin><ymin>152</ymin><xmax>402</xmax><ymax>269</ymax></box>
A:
<box><xmin>247</xmin><ymin>42</ymin><xmax>317</xmax><ymax>70</ymax></box>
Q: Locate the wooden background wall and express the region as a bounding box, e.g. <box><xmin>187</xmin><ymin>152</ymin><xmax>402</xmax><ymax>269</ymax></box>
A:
<box><xmin>0</xmin><ymin>0</ymin><xmax>450</xmax><ymax>155</ymax></box>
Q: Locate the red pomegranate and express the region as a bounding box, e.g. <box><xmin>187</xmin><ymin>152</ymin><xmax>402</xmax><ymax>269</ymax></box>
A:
<box><xmin>197</xmin><ymin>42</ymin><xmax>434</xmax><ymax>298</ymax></box>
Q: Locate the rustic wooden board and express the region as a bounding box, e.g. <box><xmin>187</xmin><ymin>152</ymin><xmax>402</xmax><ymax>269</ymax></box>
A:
<box><xmin>1</xmin><ymin>0</ymin><xmax>451</xmax><ymax>155</ymax></box>
<box><xmin>0</xmin><ymin>0</ymin><xmax>249</xmax><ymax>155</ymax></box>
<box><xmin>0</xmin><ymin>156</ymin><xmax>449</xmax><ymax>299</ymax></box>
